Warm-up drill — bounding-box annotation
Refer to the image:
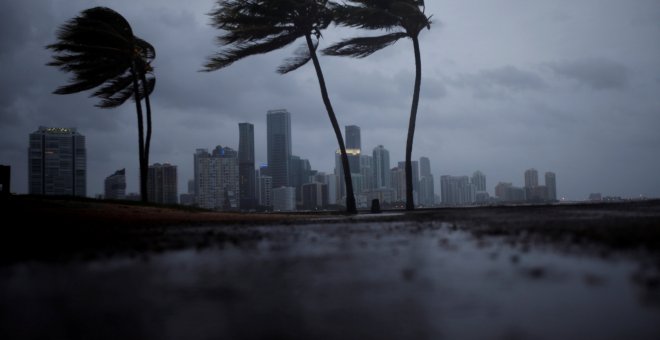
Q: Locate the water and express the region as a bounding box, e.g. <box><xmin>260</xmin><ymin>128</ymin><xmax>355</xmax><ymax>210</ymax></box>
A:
<box><xmin>1</xmin><ymin>221</ymin><xmax>658</xmax><ymax>339</ymax></box>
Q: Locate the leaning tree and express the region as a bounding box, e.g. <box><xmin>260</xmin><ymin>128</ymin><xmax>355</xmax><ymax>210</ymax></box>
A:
<box><xmin>47</xmin><ymin>6</ymin><xmax>156</xmax><ymax>202</ymax></box>
<box><xmin>204</xmin><ymin>0</ymin><xmax>357</xmax><ymax>213</ymax></box>
<box><xmin>324</xmin><ymin>0</ymin><xmax>431</xmax><ymax>210</ymax></box>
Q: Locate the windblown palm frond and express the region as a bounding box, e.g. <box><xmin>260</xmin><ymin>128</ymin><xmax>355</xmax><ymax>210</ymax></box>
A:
<box><xmin>47</xmin><ymin>6</ymin><xmax>156</xmax><ymax>109</ymax></box>
<box><xmin>277</xmin><ymin>40</ymin><xmax>317</xmax><ymax>74</ymax></box>
<box><xmin>323</xmin><ymin>32</ymin><xmax>407</xmax><ymax>58</ymax></box>
<box><xmin>203</xmin><ymin>0</ymin><xmax>332</xmax><ymax>72</ymax></box>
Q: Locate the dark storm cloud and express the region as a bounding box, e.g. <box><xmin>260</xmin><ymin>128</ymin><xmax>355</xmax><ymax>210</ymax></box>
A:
<box><xmin>448</xmin><ymin>66</ymin><xmax>546</xmax><ymax>99</ymax></box>
<box><xmin>548</xmin><ymin>58</ymin><xmax>629</xmax><ymax>90</ymax></box>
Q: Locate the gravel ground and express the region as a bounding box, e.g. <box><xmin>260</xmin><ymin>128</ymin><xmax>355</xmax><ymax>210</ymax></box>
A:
<box><xmin>1</xmin><ymin>196</ymin><xmax>659</xmax><ymax>339</ymax></box>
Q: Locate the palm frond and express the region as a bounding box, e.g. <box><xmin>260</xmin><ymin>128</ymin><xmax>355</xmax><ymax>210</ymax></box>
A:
<box><xmin>203</xmin><ymin>31</ymin><xmax>299</xmax><ymax>71</ymax></box>
<box><xmin>205</xmin><ymin>0</ymin><xmax>333</xmax><ymax>72</ymax></box>
<box><xmin>47</xmin><ymin>6</ymin><xmax>157</xmax><ymax>109</ymax></box>
<box><xmin>277</xmin><ymin>40</ymin><xmax>316</xmax><ymax>74</ymax></box>
<box><xmin>330</xmin><ymin>2</ymin><xmax>400</xmax><ymax>30</ymax></box>
<box><xmin>135</xmin><ymin>37</ymin><xmax>156</xmax><ymax>61</ymax></box>
<box><xmin>322</xmin><ymin>32</ymin><xmax>407</xmax><ymax>58</ymax></box>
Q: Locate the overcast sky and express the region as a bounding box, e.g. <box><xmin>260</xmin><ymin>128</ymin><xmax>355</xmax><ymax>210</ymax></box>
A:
<box><xmin>1</xmin><ymin>0</ymin><xmax>659</xmax><ymax>200</ymax></box>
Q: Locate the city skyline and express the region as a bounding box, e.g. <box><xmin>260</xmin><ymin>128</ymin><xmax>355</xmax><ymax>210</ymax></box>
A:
<box><xmin>17</xmin><ymin>119</ymin><xmax>647</xmax><ymax>204</ymax></box>
<box><xmin>1</xmin><ymin>1</ymin><xmax>659</xmax><ymax>201</ymax></box>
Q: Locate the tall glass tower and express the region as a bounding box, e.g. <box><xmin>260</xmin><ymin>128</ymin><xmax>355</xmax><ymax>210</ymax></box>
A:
<box><xmin>344</xmin><ymin>125</ymin><xmax>361</xmax><ymax>173</ymax></box>
<box><xmin>267</xmin><ymin>109</ymin><xmax>291</xmax><ymax>189</ymax></box>
<box><xmin>239</xmin><ymin>122</ymin><xmax>256</xmax><ymax>209</ymax></box>
<box><xmin>372</xmin><ymin>145</ymin><xmax>390</xmax><ymax>189</ymax></box>
<box><xmin>345</xmin><ymin>125</ymin><xmax>361</xmax><ymax>150</ymax></box>
<box><xmin>28</xmin><ymin>126</ymin><xmax>86</xmax><ymax>196</ymax></box>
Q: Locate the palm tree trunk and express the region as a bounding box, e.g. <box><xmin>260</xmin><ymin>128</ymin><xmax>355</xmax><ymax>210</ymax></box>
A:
<box><xmin>131</xmin><ymin>64</ymin><xmax>147</xmax><ymax>202</ymax></box>
<box><xmin>305</xmin><ymin>34</ymin><xmax>357</xmax><ymax>214</ymax></box>
<box><xmin>405</xmin><ymin>36</ymin><xmax>422</xmax><ymax>211</ymax></box>
<box><xmin>139</xmin><ymin>70</ymin><xmax>152</xmax><ymax>198</ymax></box>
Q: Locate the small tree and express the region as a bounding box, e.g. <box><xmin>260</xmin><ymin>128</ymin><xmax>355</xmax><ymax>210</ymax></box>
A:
<box><xmin>47</xmin><ymin>7</ymin><xmax>156</xmax><ymax>202</ymax></box>
<box><xmin>324</xmin><ymin>0</ymin><xmax>431</xmax><ymax>210</ymax></box>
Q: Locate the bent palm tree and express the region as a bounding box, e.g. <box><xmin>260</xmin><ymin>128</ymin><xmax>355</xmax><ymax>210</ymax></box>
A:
<box><xmin>204</xmin><ymin>0</ymin><xmax>357</xmax><ymax>214</ymax></box>
<box><xmin>47</xmin><ymin>7</ymin><xmax>156</xmax><ymax>202</ymax></box>
<box><xmin>323</xmin><ymin>0</ymin><xmax>431</xmax><ymax>210</ymax></box>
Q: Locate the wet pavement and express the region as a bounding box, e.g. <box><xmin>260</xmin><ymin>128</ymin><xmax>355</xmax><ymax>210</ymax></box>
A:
<box><xmin>1</xmin><ymin>219</ymin><xmax>659</xmax><ymax>340</ymax></box>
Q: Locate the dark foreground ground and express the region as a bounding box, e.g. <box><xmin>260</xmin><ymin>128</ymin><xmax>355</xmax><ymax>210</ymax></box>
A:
<box><xmin>1</xmin><ymin>196</ymin><xmax>659</xmax><ymax>339</ymax></box>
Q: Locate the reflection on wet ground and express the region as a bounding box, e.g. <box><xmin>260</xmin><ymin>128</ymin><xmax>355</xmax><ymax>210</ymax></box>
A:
<box><xmin>1</xmin><ymin>221</ymin><xmax>659</xmax><ymax>339</ymax></box>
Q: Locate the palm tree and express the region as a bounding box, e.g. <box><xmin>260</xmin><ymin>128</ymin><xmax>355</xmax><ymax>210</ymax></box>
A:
<box><xmin>47</xmin><ymin>7</ymin><xmax>156</xmax><ymax>202</ymax></box>
<box><xmin>323</xmin><ymin>0</ymin><xmax>431</xmax><ymax>210</ymax></box>
<box><xmin>204</xmin><ymin>0</ymin><xmax>357</xmax><ymax>214</ymax></box>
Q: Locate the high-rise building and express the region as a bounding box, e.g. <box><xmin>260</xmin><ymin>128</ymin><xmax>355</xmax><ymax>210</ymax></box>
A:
<box><xmin>545</xmin><ymin>172</ymin><xmax>557</xmax><ymax>201</ymax></box>
<box><xmin>289</xmin><ymin>155</ymin><xmax>312</xmax><ymax>202</ymax></box>
<box><xmin>472</xmin><ymin>171</ymin><xmax>486</xmax><ymax>192</ymax></box>
<box><xmin>344</xmin><ymin>125</ymin><xmax>362</xmax><ymax>173</ymax></box>
<box><xmin>359</xmin><ymin>155</ymin><xmax>374</xmax><ymax>193</ymax></box>
<box><xmin>495</xmin><ymin>182</ymin><xmax>512</xmax><ymax>200</ymax></box>
<box><xmin>273</xmin><ymin>187</ymin><xmax>296</xmax><ymax>211</ymax></box>
<box><xmin>267</xmin><ymin>109</ymin><xmax>291</xmax><ymax>189</ymax></box>
<box><xmin>147</xmin><ymin>163</ymin><xmax>178</xmax><ymax>205</ymax></box>
<box><xmin>495</xmin><ymin>182</ymin><xmax>525</xmax><ymax>203</ymax></box>
<box><xmin>28</xmin><ymin>126</ymin><xmax>86</xmax><ymax>197</ymax></box>
<box><xmin>335</xmin><ymin>148</ymin><xmax>360</xmax><ymax>200</ymax></box>
<box><xmin>372</xmin><ymin>145</ymin><xmax>390</xmax><ymax>189</ymax></box>
<box><xmin>420</xmin><ymin>157</ymin><xmax>432</xmax><ymax>178</ymax></box>
<box><xmin>326</xmin><ymin>173</ymin><xmax>338</xmax><ymax>205</ymax></box>
<box><xmin>524</xmin><ymin>168</ymin><xmax>538</xmax><ymax>188</ymax></box>
<box><xmin>390</xmin><ymin>167</ymin><xmax>406</xmax><ymax>201</ymax></box>
<box><xmin>104</xmin><ymin>169</ymin><xmax>126</xmax><ymax>200</ymax></box>
<box><xmin>258</xmin><ymin>175</ymin><xmax>273</xmax><ymax>208</ymax></box>
<box><xmin>238</xmin><ymin>122</ymin><xmax>256</xmax><ymax>210</ymax></box>
<box><xmin>398</xmin><ymin>161</ymin><xmax>419</xmax><ymax>193</ymax></box>
<box><xmin>345</xmin><ymin>125</ymin><xmax>361</xmax><ymax>150</ymax></box>
<box><xmin>179</xmin><ymin>179</ymin><xmax>196</xmax><ymax>206</ymax></box>
<box><xmin>194</xmin><ymin>146</ymin><xmax>239</xmax><ymax>210</ymax></box>
<box><xmin>302</xmin><ymin>182</ymin><xmax>328</xmax><ymax>210</ymax></box>
<box><xmin>440</xmin><ymin>175</ymin><xmax>474</xmax><ymax>205</ymax></box>
<box><xmin>419</xmin><ymin>157</ymin><xmax>435</xmax><ymax>206</ymax></box>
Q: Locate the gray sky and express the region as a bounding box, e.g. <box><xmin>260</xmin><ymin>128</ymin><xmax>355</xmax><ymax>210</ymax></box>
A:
<box><xmin>1</xmin><ymin>0</ymin><xmax>659</xmax><ymax>200</ymax></box>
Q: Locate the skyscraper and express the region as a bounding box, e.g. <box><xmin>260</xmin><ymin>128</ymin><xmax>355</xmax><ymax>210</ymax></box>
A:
<box><xmin>419</xmin><ymin>157</ymin><xmax>435</xmax><ymax>206</ymax></box>
<box><xmin>545</xmin><ymin>172</ymin><xmax>557</xmax><ymax>201</ymax></box>
<box><xmin>335</xmin><ymin>148</ymin><xmax>361</xmax><ymax>199</ymax></box>
<box><xmin>194</xmin><ymin>146</ymin><xmax>239</xmax><ymax>210</ymax></box>
<box><xmin>239</xmin><ymin>122</ymin><xmax>256</xmax><ymax>209</ymax></box>
<box><xmin>524</xmin><ymin>168</ymin><xmax>539</xmax><ymax>188</ymax></box>
<box><xmin>267</xmin><ymin>109</ymin><xmax>291</xmax><ymax>188</ymax></box>
<box><xmin>273</xmin><ymin>187</ymin><xmax>296</xmax><ymax>211</ymax></box>
<box><xmin>344</xmin><ymin>125</ymin><xmax>361</xmax><ymax>173</ymax></box>
<box><xmin>420</xmin><ymin>157</ymin><xmax>431</xmax><ymax>178</ymax></box>
<box><xmin>440</xmin><ymin>175</ymin><xmax>474</xmax><ymax>205</ymax></box>
<box><xmin>302</xmin><ymin>182</ymin><xmax>328</xmax><ymax>210</ymax></box>
<box><xmin>372</xmin><ymin>145</ymin><xmax>390</xmax><ymax>189</ymax></box>
<box><xmin>360</xmin><ymin>154</ymin><xmax>374</xmax><ymax>193</ymax></box>
<box><xmin>28</xmin><ymin>126</ymin><xmax>86</xmax><ymax>196</ymax></box>
<box><xmin>289</xmin><ymin>155</ymin><xmax>312</xmax><ymax>202</ymax></box>
<box><xmin>147</xmin><ymin>163</ymin><xmax>178</xmax><ymax>205</ymax></box>
<box><xmin>104</xmin><ymin>169</ymin><xmax>126</xmax><ymax>200</ymax></box>
<box><xmin>345</xmin><ymin>125</ymin><xmax>361</xmax><ymax>150</ymax></box>
<box><xmin>398</xmin><ymin>160</ymin><xmax>419</xmax><ymax>192</ymax></box>
<box><xmin>472</xmin><ymin>171</ymin><xmax>486</xmax><ymax>192</ymax></box>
